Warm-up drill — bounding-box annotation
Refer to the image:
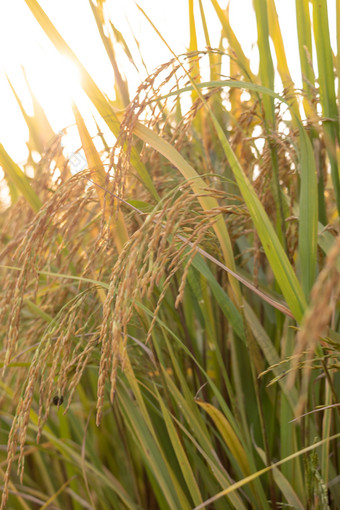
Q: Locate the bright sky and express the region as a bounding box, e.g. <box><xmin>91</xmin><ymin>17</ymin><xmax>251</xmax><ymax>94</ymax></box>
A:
<box><xmin>0</xmin><ymin>0</ymin><xmax>337</xmax><ymax>166</ymax></box>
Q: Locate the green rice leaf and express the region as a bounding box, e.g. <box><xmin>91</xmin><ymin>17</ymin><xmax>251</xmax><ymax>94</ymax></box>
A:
<box><xmin>209</xmin><ymin>0</ymin><xmax>256</xmax><ymax>82</ymax></box>
<box><xmin>196</xmin><ymin>400</ymin><xmax>251</xmax><ymax>477</ymax></box>
<box><xmin>194</xmin><ymin>433</ymin><xmax>340</xmax><ymax>509</ymax></box>
<box><xmin>298</xmin><ymin>127</ymin><xmax>318</xmax><ymax>298</ymax></box>
<box><xmin>0</xmin><ymin>144</ymin><xmax>42</xmax><ymax>211</ymax></box>
<box><xmin>118</xmin><ymin>381</ymin><xmax>192</xmax><ymax>510</ymax></box>
<box><xmin>253</xmin><ymin>0</ymin><xmax>274</xmax><ymax>125</ymax></box>
<box><xmin>255</xmin><ymin>446</ymin><xmax>305</xmax><ymax>510</ymax></box>
<box><xmin>312</xmin><ymin>0</ymin><xmax>340</xmax><ymax>212</ymax></box>
<box><xmin>157</xmin><ymin>388</ymin><xmax>203</xmax><ymax>507</ymax></box>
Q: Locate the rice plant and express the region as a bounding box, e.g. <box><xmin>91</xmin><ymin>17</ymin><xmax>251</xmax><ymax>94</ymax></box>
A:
<box><xmin>0</xmin><ymin>1</ymin><xmax>339</xmax><ymax>509</ymax></box>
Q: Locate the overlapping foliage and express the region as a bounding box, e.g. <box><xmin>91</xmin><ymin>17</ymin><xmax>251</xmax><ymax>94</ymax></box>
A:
<box><xmin>0</xmin><ymin>1</ymin><xmax>339</xmax><ymax>509</ymax></box>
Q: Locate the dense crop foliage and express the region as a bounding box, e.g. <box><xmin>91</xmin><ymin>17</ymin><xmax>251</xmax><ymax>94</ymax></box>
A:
<box><xmin>0</xmin><ymin>1</ymin><xmax>339</xmax><ymax>508</ymax></box>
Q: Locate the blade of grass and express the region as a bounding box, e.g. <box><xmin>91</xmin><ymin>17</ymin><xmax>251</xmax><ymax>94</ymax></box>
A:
<box><xmin>337</xmin><ymin>0</ymin><xmax>340</xmax><ymax>119</ymax></box>
<box><xmin>88</xmin><ymin>0</ymin><xmax>130</xmax><ymax>108</ymax></box>
<box><xmin>194</xmin><ymin>432</ymin><xmax>340</xmax><ymax>509</ymax></box>
<box><xmin>298</xmin><ymin>126</ymin><xmax>318</xmax><ymax>298</ymax></box>
<box><xmin>0</xmin><ymin>144</ymin><xmax>42</xmax><ymax>211</ymax></box>
<box><xmin>188</xmin><ymin>0</ymin><xmax>200</xmax><ymax>93</ymax></box>
<box><xmin>295</xmin><ymin>0</ymin><xmax>326</xmax><ymax>224</ymax></box>
<box><xmin>267</xmin><ymin>0</ymin><xmax>300</xmax><ymax>121</ymax></box>
<box><xmin>56</xmin><ymin>412</ymin><xmax>83</xmax><ymax>510</ymax></box>
<box><xmin>255</xmin><ymin>446</ymin><xmax>305</xmax><ymax>510</ymax></box>
<box><xmin>244</xmin><ymin>302</ymin><xmax>298</xmax><ymax>410</ymax></box>
<box><xmin>6</xmin><ymin>74</ymin><xmax>55</xmax><ymax>157</ymax></box>
<box><xmin>312</xmin><ymin>0</ymin><xmax>340</xmax><ymax>213</ymax></box>
<box><xmin>279</xmin><ymin>324</ymin><xmax>306</xmax><ymax>504</ymax></box>
<box><xmin>0</xmin><ymin>264</ymin><xmax>109</xmax><ymax>289</ymax></box>
<box><xmin>190</xmin><ymin>253</ymin><xmax>245</xmax><ymax>339</ymax></box>
<box><xmin>156</xmin><ymin>387</ymin><xmax>203</xmax><ymax>507</ymax></box>
<box><xmin>253</xmin><ymin>0</ymin><xmax>274</xmax><ymax>126</ymax></box>
<box><xmin>198</xmin><ymin>0</ymin><xmax>220</xmax><ymax>82</ymax></box>
<box><xmin>209</xmin><ymin>0</ymin><xmax>256</xmax><ymax>82</ymax></box>
<box><xmin>196</xmin><ymin>399</ymin><xmax>270</xmax><ymax>509</ymax></box>
<box><xmin>295</xmin><ymin>0</ymin><xmax>316</xmax><ymax>117</ymax></box>
<box><xmin>188</xmin><ymin>0</ymin><xmax>204</xmax><ymax>134</ymax></box>
<box><xmin>117</xmin><ymin>380</ymin><xmax>192</xmax><ymax>510</ymax></box>
<box><xmin>253</xmin><ymin>0</ymin><xmax>288</xmax><ymax>252</ymax></box>
<box><xmin>7</xmin><ymin>71</ymin><xmax>70</xmax><ymax>180</ymax></box>
<box><xmin>321</xmin><ymin>380</ymin><xmax>332</xmax><ymax>488</ymax></box>
<box><xmin>195</xmin><ymin>400</ymin><xmax>252</xmax><ymax>478</ymax></box>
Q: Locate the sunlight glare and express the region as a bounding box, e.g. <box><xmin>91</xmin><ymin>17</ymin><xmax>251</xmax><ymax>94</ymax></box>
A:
<box><xmin>23</xmin><ymin>52</ymin><xmax>82</xmax><ymax>128</ymax></box>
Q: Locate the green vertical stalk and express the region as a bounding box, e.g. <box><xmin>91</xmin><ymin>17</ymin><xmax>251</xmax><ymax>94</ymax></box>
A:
<box><xmin>210</xmin><ymin>0</ymin><xmax>257</xmax><ymax>82</ymax></box>
<box><xmin>253</xmin><ymin>0</ymin><xmax>274</xmax><ymax>125</ymax></box>
<box><xmin>296</xmin><ymin>0</ymin><xmax>327</xmax><ymax>224</ymax></box>
<box><xmin>267</xmin><ymin>0</ymin><xmax>300</xmax><ymax>123</ymax></box>
<box><xmin>295</xmin><ymin>0</ymin><xmax>315</xmax><ymax>114</ymax></box>
<box><xmin>312</xmin><ymin>0</ymin><xmax>340</xmax><ymax>214</ymax></box>
<box><xmin>253</xmin><ymin>0</ymin><xmax>286</xmax><ymax>248</ymax></box>
<box><xmin>240</xmin><ymin>308</ymin><xmax>277</xmax><ymax>509</ymax></box>
<box><xmin>337</xmin><ymin>0</ymin><xmax>340</xmax><ymax>120</ymax></box>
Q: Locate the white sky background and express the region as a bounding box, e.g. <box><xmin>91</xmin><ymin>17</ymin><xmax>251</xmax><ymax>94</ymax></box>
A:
<box><xmin>0</xmin><ymin>0</ymin><xmax>337</xmax><ymax>166</ymax></box>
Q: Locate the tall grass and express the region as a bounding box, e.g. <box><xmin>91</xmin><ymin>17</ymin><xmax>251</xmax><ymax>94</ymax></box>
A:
<box><xmin>0</xmin><ymin>1</ymin><xmax>339</xmax><ymax>509</ymax></box>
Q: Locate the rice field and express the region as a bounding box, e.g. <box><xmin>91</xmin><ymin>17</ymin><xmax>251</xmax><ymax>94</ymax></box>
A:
<box><xmin>0</xmin><ymin>1</ymin><xmax>339</xmax><ymax>508</ymax></box>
